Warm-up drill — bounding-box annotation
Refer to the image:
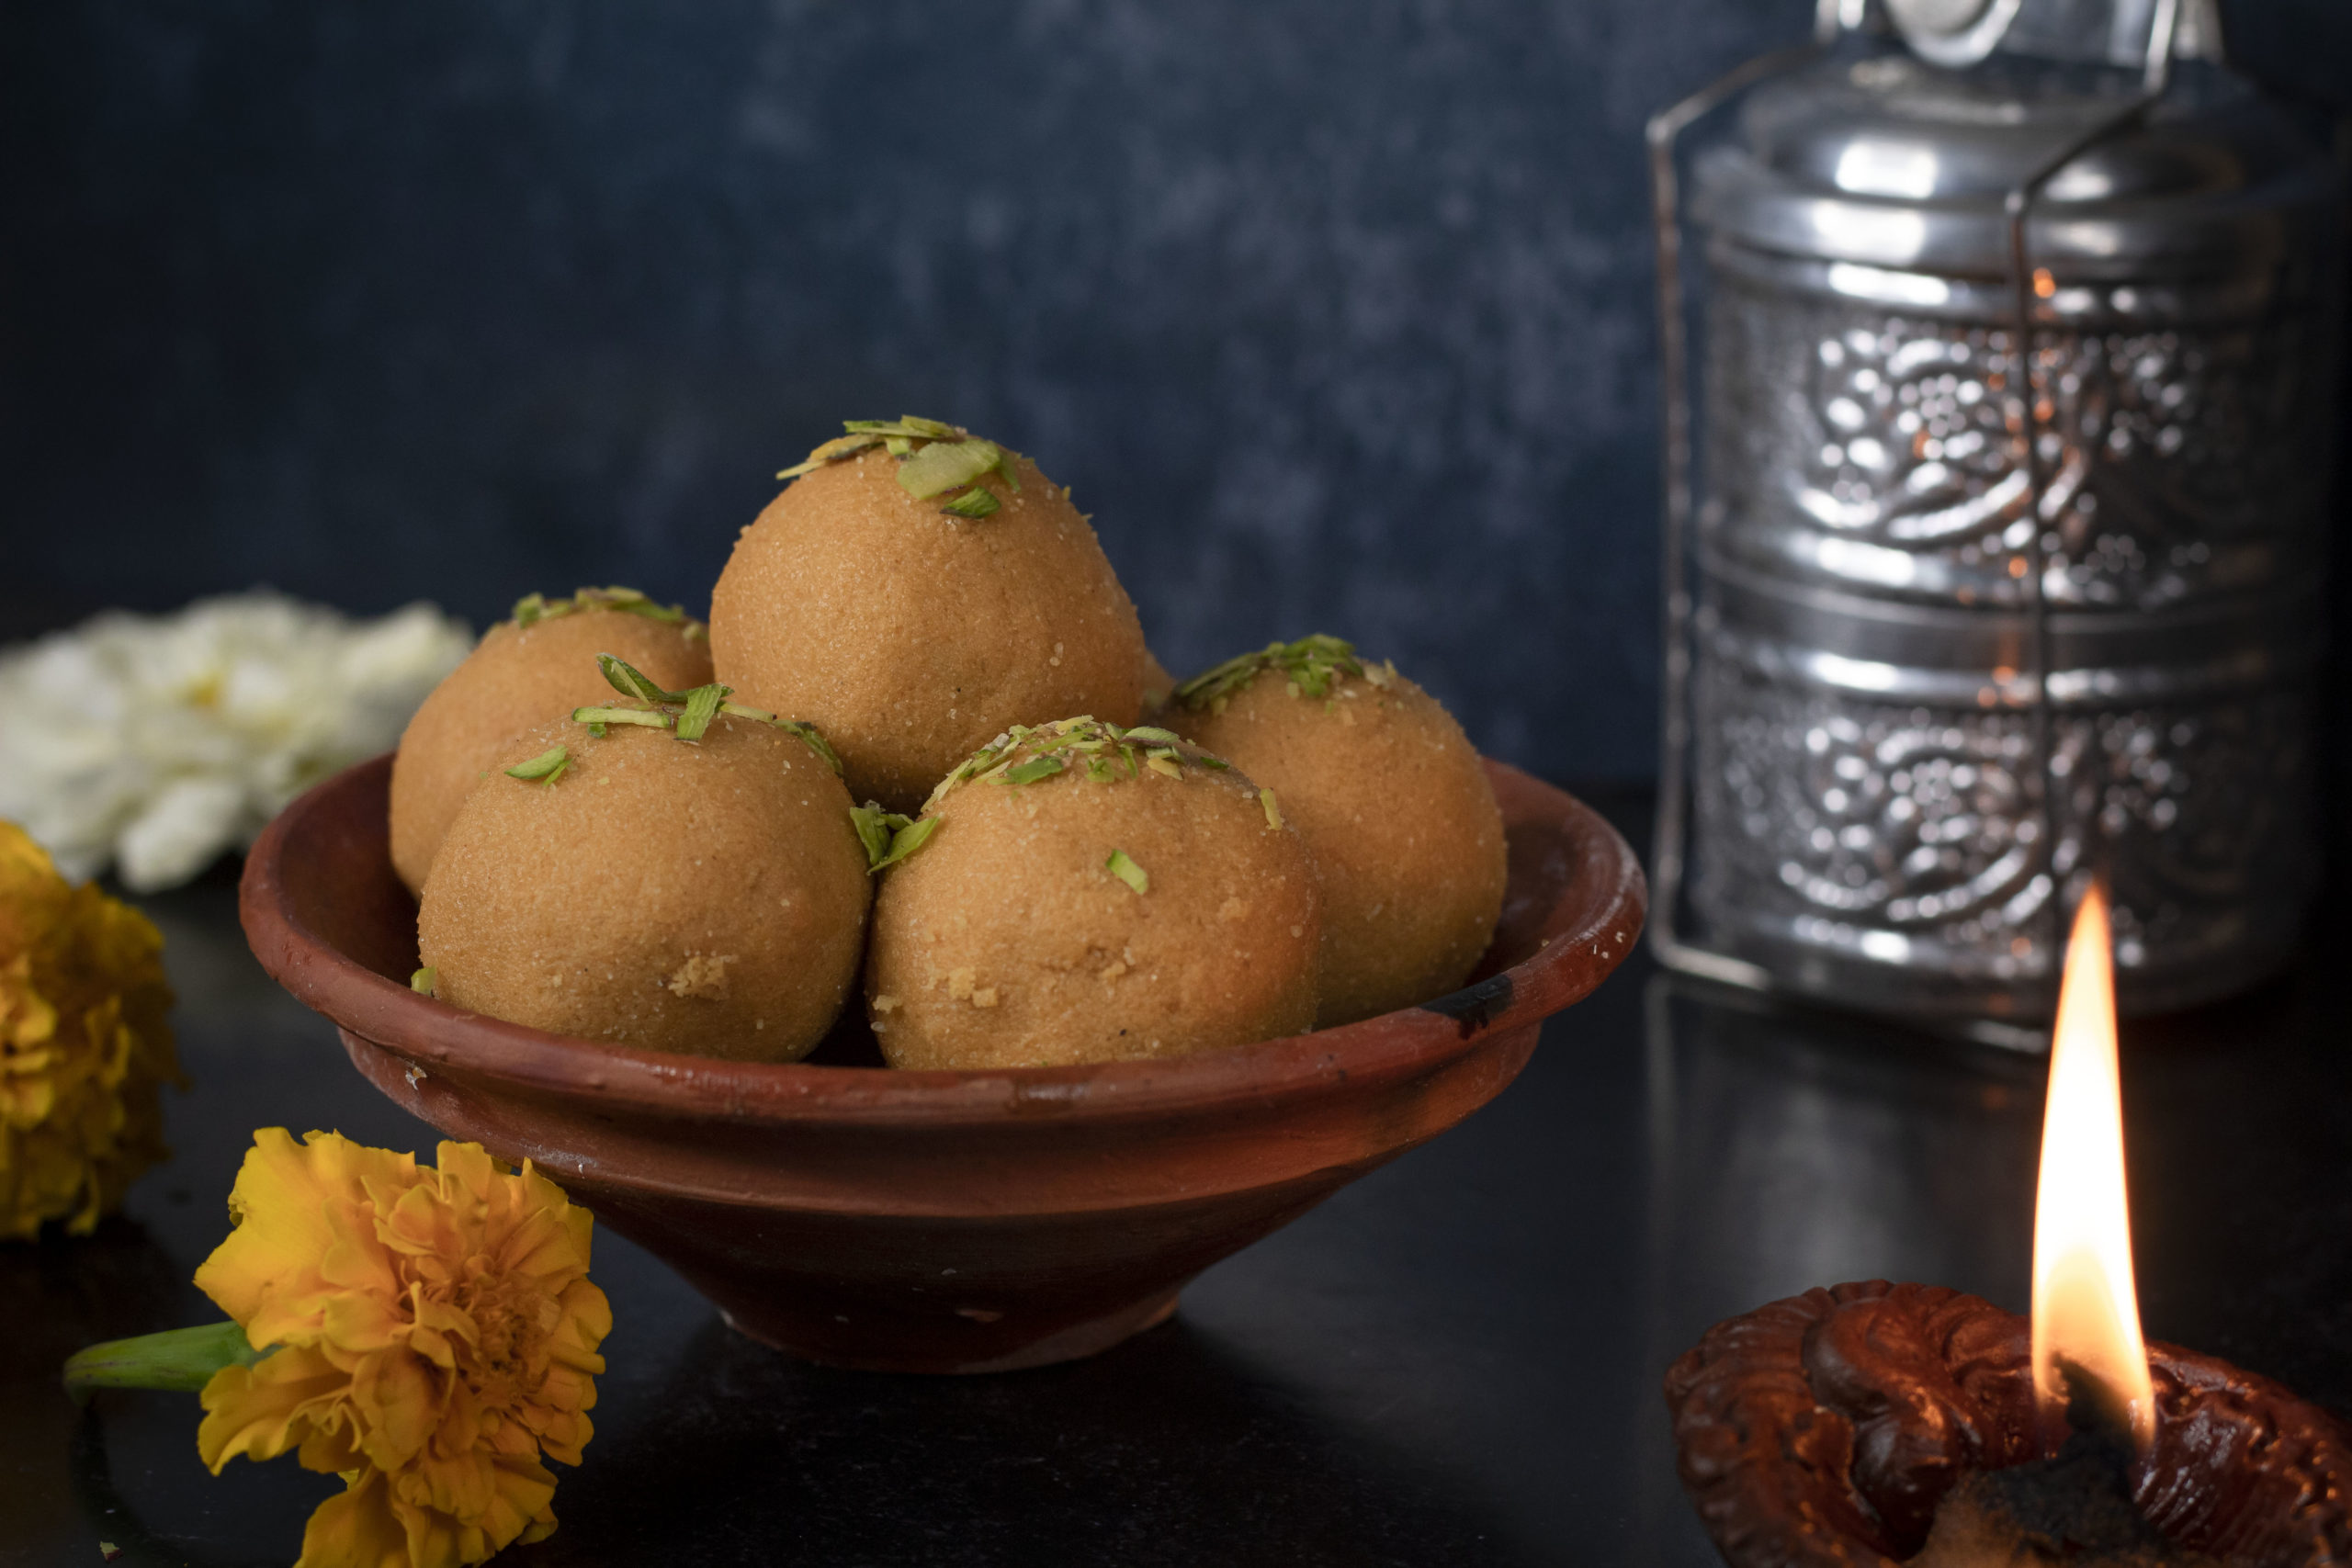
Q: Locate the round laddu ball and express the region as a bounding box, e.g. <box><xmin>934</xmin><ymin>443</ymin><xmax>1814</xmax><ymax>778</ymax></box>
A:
<box><xmin>389</xmin><ymin>592</ymin><xmax>713</xmax><ymax>893</ymax></box>
<box><xmin>418</xmin><ymin>709</ymin><xmax>867</xmax><ymax>1063</ymax></box>
<box><xmin>1169</xmin><ymin>637</ymin><xmax>1506</xmax><ymax>1028</ymax></box>
<box><xmin>865</xmin><ymin>718</ymin><xmax>1319</xmax><ymax>1070</ymax></box>
<box><xmin>709</xmin><ymin>424</ymin><xmax>1146</xmax><ymax>813</ymax></box>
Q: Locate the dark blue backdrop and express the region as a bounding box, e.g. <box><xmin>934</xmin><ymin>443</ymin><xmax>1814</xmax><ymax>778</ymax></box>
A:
<box><xmin>5</xmin><ymin>1</ymin><xmax>2347</xmax><ymax>783</ymax></box>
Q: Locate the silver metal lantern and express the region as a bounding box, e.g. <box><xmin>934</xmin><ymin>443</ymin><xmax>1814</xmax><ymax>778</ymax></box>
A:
<box><xmin>1647</xmin><ymin>0</ymin><xmax>2343</xmax><ymax>1034</ymax></box>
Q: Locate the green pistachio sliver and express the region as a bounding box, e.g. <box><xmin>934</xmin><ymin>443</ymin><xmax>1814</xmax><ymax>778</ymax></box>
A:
<box><xmin>898</xmin><ymin>438</ymin><xmax>1004</xmax><ymax>501</ymax></box>
<box><xmin>777</xmin><ymin>432</ymin><xmax>884</xmax><ymax>479</ymax></box>
<box><xmin>767</xmin><ymin>719</ymin><xmax>841</xmax><ymax>773</ymax></box>
<box><xmin>847</xmin><ymin>798</ymin><xmax>939</xmax><ymax>874</ymax></box>
<box><xmin>673</xmin><ymin>682</ymin><xmax>731</xmax><ymax>743</ymax></box>
<box><xmin>505</xmin><ymin>745</ymin><xmax>571</xmax><ymax>783</ymax></box>
<box><xmin>1147</xmin><ymin>756</ymin><xmax>1183</xmax><ymax>779</ymax></box>
<box><xmin>1104</xmin><ymin>849</ymin><xmax>1148</xmax><ymax>896</ymax></box>
<box><xmin>873</xmin><ymin>816</ymin><xmax>940</xmax><ymax>873</ymax></box>
<box><xmin>612</xmin><ymin>597</ymin><xmax>686</xmax><ymax>625</ymax></box>
<box><xmin>1086</xmin><ymin>757</ymin><xmax>1114</xmax><ymax>783</ymax></box>
<box><xmin>1172</xmin><ymin>634</ymin><xmax>1369</xmax><ymax>712</ymax></box>
<box><xmin>1260</xmin><ymin>787</ymin><xmax>1283</xmax><ymax>830</ymax></box>
<box><xmin>1196</xmin><ymin>753</ymin><xmax>1231</xmax><ymax>771</ymax></box>
<box><xmin>572</xmin><ymin>705</ymin><xmax>673</xmax><ymax>729</ymax></box>
<box><xmin>1001</xmin><ymin>754</ymin><xmax>1067</xmax><ymax>786</ymax></box>
<box><xmin>411</xmin><ymin>966</ymin><xmax>438</xmax><ymax>997</ymax></box>
<box><xmin>939</xmin><ymin>486</ymin><xmax>1001</xmax><ymax>519</ymax></box>
<box><xmin>514</xmin><ymin>587</ymin><xmax>695</xmax><ymax>631</ymax></box>
<box><xmin>842</xmin><ymin>416</ymin><xmax>960</xmax><ymax>439</ymax></box>
<box><xmin>1122</xmin><ymin>726</ymin><xmax>1182</xmax><ymax>745</ymax></box>
<box><xmin>597</xmin><ymin>653</ymin><xmax>675</xmax><ymax>703</ymax></box>
<box><xmin>718</xmin><ymin>699</ymin><xmax>776</xmax><ymax>723</ymax></box>
<box><xmin>849</xmin><ymin>802</ymin><xmax>902</xmax><ymax>867</ymax></box>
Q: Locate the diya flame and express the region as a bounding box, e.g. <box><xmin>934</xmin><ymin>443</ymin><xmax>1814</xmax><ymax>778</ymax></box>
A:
<box><xmin>2030</xmin><ymin>881</ymin><xmax>2155</xmax><ymax>1451</ymax></box>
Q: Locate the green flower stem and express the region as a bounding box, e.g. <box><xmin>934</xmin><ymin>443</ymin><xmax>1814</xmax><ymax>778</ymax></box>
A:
<box><xmin>63</xmin><ymin>1321</ymin><xmax>263</xmax><ymax>1404</ymax></box>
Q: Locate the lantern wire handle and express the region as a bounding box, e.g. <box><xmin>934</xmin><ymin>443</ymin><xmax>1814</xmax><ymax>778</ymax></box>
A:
<box><xmin>1645</xmin><ymin>42</ymin><xmax>1824</xmax><ymax>996</ymax></box>
<box><xmin>2003</xmin><ymin>1</ymin><xmax>2178</xmax><ymax>1005</ymax></box>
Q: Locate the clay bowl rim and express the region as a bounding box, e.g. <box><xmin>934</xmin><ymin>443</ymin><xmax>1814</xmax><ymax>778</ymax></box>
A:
<box><xmin>240</xmin><ymin>753</ymin><xmax>1645</xmax><ymax>1131</ymax></box>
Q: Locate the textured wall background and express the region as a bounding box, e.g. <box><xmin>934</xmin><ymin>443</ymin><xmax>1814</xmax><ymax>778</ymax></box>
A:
<box><xmin>4</xmin><ymin>1</ymin><xmax>2347</xmax><ymax>783</ymax></box>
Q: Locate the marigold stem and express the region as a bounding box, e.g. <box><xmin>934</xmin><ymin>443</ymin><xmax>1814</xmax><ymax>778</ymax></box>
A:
<box><xmin>63</xmin><ymin>1321</ymin><xmax>262</xmax><ymax>1404</ymax></box>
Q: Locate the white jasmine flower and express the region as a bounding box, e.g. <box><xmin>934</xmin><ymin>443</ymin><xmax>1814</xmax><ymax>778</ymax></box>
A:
<box><xmin>0</xmin><ymin>592</ymin><xmax>471</xmax><ymax>891</ymax></box>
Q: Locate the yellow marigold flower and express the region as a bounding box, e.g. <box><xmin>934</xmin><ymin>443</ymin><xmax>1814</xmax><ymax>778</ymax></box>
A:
<box><xmin>195</xmin><ymin>1129</ymin><xmax>611</xmax><ymax>1568</ymax></box>
<box><xmin>0</xmin><ymin>819</ymin><xmax>179</xmax><ymax>1238</ymax></box>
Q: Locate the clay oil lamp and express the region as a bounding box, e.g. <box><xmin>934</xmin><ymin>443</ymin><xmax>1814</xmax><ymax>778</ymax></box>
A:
<box><xmin>1664</xmin><ymin>885</ymin><xmax>2352</xmax><ymax>1565</ymax></box>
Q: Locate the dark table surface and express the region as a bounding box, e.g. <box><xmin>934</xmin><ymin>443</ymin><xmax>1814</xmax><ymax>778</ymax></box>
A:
<box><xmin>6</xmin><ymin>786</ymin><xmax>2347</xmax><ymax>1567</ymax></box>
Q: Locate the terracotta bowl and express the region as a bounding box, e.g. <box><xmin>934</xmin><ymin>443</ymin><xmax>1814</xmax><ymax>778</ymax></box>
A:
<box><xmin>240</xmin><ymin>754</ymin><xmax>1644</xmax><ymax>1373</ymax></box>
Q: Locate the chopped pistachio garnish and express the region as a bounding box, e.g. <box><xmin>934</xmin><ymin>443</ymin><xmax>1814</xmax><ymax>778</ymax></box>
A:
<box><xmin>898</xmin><ymin>437</ymin><xmax>1007</xmax><ymax>500</ymax></box>
<box><xmin>505</xmin><ymin>746</ymin><xmax>571</xmax><ymax>784</ymax></box>
<box><xmin>598</xmin><ymin>652</ymin><xmax>680</xmax><ymax>704</ymax></box>
<box><xmin>850</xmin><ymin>802</ymin><xmax>941</xmax><ymax>874</ymax></box>
<box><xmin>1260</xmin><ymin>787</ymin><xmax>1283</xmax><ymax>831</ymax></box>
<box><xmin>513</xmin><ymin>585</ymin><xmax>701</xmax><ymax>636</ymax></box>
<box><xmin>939</xmin><ymin>486</ymin><xmax>1001</xmax><ymax>519</ymax></box>
<box><xmin>1174</xmin><ymin>634</ymin><xmax>1394</xmax><ymax>713</ymax></box>
<box><xmin>674</xmin><ymin>682</ymin><xmax>730</xmax><ymax>744</ymax></box>
<box><xmin>924</xmin><ymin>716</ymin><xmax>1239</xmax><ymax>810</ymax></box>
<box><xmin>1104</xmin><ymin>849</ymin><xmax>1149</xmax><ymax>896</ymax></box>
<box><xmin>849</xmin><ymin>802</ymin><xmax>895</xmax><ymax>864</ymax></box>
<box><xmin>410</xmin><ymin>966</ymin><xmax>438</xmax><ymax>997</ymax></box>
<box><xmin>1001</xmin><ymin>754</ymin><xmax>1068</xmax><ymax>786</ymax></box>
<box><xmin>775</xmin><ymin>415</ymin><xmax>1022</xmax><ymax>519</ymax></box>
<box><xmin>558</xmin><ymin>664</ymin><xmax>842</xmax><ymax>773</ymax></box>
<box><xmin>763</xmin><ymin>715</ymin><xmax>844</xmax><ymax>773</ymax></box>
<box><xmin>571</xmin><ymin>705</ymin><xmax>673</xmax><ymax>730</ymax></box>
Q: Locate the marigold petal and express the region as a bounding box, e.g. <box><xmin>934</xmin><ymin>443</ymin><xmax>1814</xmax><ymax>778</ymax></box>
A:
<box><xmin>196</xmin><ymin>1130</ymin><xmax>399</xmax><ymax>1336</ymax></box>
<box><xmin>481</xmin><ymin>1452</ymin><xmax>559</xmax><ymax>1555</ymax></box>
<box><xmin>294</xmin><ymin>1467</ymin><xmax>413</xmax><ymax>1568</ymax></box>
<box><xmin>320</xmin><ymin>1284</ymin><xmax>408</xmax><ymax>1356</ymax></box>
<box><xmin>435</xmin><ymin>1141</ymin><xmax>497</xmax><ymax>1206</ymax></box>
<box><xmin>197</xmin><ymin>1346</ymin><xmax>347</xmax><ymax>1473</ymax></box>
<box><xmin>556</xmin><ymin>1280</ymin><xmax>613</xmax><ymax>1359</ymax></box>
<box><xmin>490</xmin><ymin>1205</ymin><xmax>576</xmax><ymax>1283</ymax></box>
<box><xmin>409</xmin><ymin>1287</ymin><xmax>477</xmax><ymax>1351</ymax></box>
<box><xmin>296</xmin><ymin>1418</ymin><xmax>367</xmax><ymax>1477</ymax></box>
<box><xmin>0</xmin><ymin>832</ymin><xmax>178</xmax><ymax>1237</ymax></box>
<box><xmin>349</xmin><ymin>1346</ymin><xmax>443</xmax><ymax>1473</ymax></box>
<box><xmin>374</xmin><ymin>1179</ymin><xmax>455</xmax><ymax>1260</ymax></box>
<box><xmin>386</xmin><ymin>1479</ymin><xmax>469</xmax><ymax>1568</ymax></box>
